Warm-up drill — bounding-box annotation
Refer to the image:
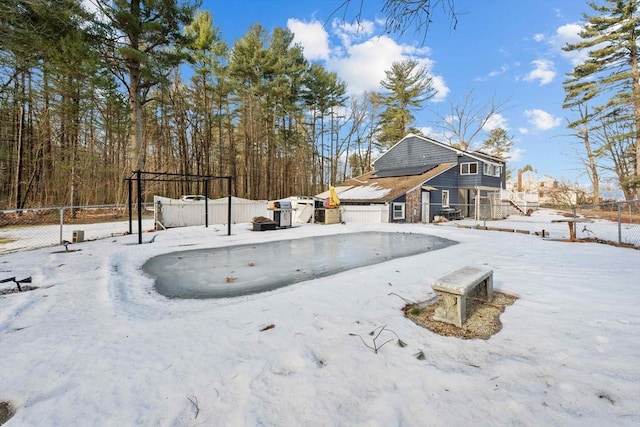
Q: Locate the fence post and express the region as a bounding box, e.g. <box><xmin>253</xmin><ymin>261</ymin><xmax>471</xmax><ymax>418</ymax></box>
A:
<box><xmin>59</xmin><ymin>207</ymin><xmax>64</xmax><ymax>244</ymax></box>
<box><xmin>227</xmin><ymin>177</ymin><xmax>232</xmax><ymax>236</ymax></box>
<box><xmin>618</xmin><ymin>202</ymin><xmax>622</xmax><ymax>244</ymax></box>
<box><xmin>137</xmin><ymin>170</ymin><xmax>142</xmax><ymax>244</ymax></box>
<box><xmin>204</xmin><ymin>180</ymin><xmax>209</xmax><ymax>228</ymax></box>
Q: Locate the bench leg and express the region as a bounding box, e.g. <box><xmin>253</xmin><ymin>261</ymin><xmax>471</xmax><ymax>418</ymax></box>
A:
<box><xmin>485</xmin><ymin>276</ymin><xmax>493</xmax><ymax>301</ymax></box>
<box><xmin>473</xmin><ymin>277</ymin><xmax>494</xmax><ymax>303</ymax></box>
<box><xmin>457</xmin><ymin>295</ymin><xmax>466</xmax><ymax>327</ymax></box>
<box><xmin>433</xmin><ymin>292</ymin><xmax>465</xmax><ymax>327</ymax></box>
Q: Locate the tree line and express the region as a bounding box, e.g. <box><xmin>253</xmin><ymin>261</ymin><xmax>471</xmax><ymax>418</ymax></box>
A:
<box><xmin>0</xmin><ymin>0</ymin><xmax>637</xmax><ymax>209</ymax></box>
<box><xmin>1</xmin><ymin>0</ymin><xmax>446</xmax><ymax>208</ymax></box>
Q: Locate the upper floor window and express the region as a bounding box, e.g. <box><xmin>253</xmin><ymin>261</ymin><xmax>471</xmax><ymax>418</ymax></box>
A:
<box><xmin>460</xmin><ymin>162</ymin><xmax>478</xmax><ymax>175</ymax></box>
<box><xmin>483</xmin><ymin>163</ymin><xmax>501</xmax><ymax>177</ymax></box>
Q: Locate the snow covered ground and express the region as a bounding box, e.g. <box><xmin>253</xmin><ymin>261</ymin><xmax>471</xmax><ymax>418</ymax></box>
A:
<box><xmin>0</xmin><ymin>209</ymin><xmax>639</xmax><ymax>426</ymax></box>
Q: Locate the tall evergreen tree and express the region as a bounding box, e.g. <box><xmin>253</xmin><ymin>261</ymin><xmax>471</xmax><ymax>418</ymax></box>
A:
<box><xmin>563</xmin><ymin>0</ymin><xmax>639</xmax><ymax>200</ymax></box>
<box><xmin>184</xmin><ymin>10</ymin><xmax>227</xmax><ymax>179</ymax></box>
<box><xmin>376</xmin><ymin>59</ymin><xmax>434</xmax><ymax>148</ymax></box>
<box><xmin>95</xmin><ymin>0</ymin><xmax>198</xmax><ymax>172</ymax></box>
<box><xmin>302</xmin><ymin>64</ymin><xmax>346</xmax><ymax>188</ymax></box>
<box><xmin>480</xmin><ymin>128</ymin><xmax>512</xmax><ymax>160</ymax></box>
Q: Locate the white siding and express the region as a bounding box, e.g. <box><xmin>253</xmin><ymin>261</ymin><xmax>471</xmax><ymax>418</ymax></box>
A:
<box><xmin>341</xmin><ymin>205</ymin><xmax>388</xmax><ymax>224</ymax></box>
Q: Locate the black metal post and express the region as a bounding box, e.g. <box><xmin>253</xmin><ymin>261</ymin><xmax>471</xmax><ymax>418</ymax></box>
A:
<box><xmin>227</xmin><ymin>177</ymin><xmax>232</xmax><ymax>236</ymax></box>
<box><xmin>204</xmin><ymin>179</ymin><xmax>209</xmax><ymax>228</ymax></box>
<box><xmin>128</xmin><ymin>178</ymin><xmax>133</xmax><ymax>234</ymax></box>
<box><xmin>137</xmin><ymin>170</ymin><xmax>142</xmax><ymax>244</ymax></box>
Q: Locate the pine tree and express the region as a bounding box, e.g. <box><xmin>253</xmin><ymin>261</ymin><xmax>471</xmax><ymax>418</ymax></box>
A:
<box><xmin>302</xmin><ymin>64</ymin><xmax>347</xmax><ymax>187</ymax></box>
<box><xmin>376</xmin><ymin>59</ymin><xmax>434</xmax><ymax>148</ymax></box>
<box><xmin>96</xmin><ymin>0</ymin><xmax>198</xmax><ymax>172</ymax></box>
<box><xmin>563</xmin><ymin>0</ymin><xmax>639</xmax><ymax>200</ymax></box>
<box><xmin>480</xmin><ymin>128</ymin><xmax>512</xmax><ymax>160</ymax></box>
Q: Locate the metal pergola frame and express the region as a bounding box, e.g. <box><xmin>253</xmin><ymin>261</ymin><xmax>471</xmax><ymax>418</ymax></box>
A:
<box><xmin>126</xmin><ymin>170</ymin><xmax>233</xmax><ymax>244</ymax></box>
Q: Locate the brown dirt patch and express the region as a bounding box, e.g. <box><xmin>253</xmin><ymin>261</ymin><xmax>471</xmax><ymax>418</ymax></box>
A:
<box><xmin>403</xmin><ymin>291</ymin><xmax>517</xmax><ymax>340</ymax></box>
<box><xmin>0</xmin><ymin>401</ymin><xmax>15</xmax><ymax>426</ymax></box>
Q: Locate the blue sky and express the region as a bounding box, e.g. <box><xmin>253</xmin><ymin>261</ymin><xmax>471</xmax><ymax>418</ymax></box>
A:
<box><xmin>200</xmin><ymin>0</ymin><xmax>599</xmax><ymax>188</ymax></box>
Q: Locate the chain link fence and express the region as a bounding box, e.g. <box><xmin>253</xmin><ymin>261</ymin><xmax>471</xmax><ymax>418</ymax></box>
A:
<box><xmin>3</xmin><ymin>200</ymin><xmax>638</xmax><ymax>253</ymax></box>
<box><xmin>0</xmin><ymin>205</ymin><xmax>154</xmax><ymax>254</ymax></box>
<box><xmin>573</xmin><ymin>200</ymin><xmax>640</xmax><ymax>247</ymax></box>
<box><xmin>431</xmin><ymin>201</ymin><xmax>639</xmax><ymax>248</ymax></box>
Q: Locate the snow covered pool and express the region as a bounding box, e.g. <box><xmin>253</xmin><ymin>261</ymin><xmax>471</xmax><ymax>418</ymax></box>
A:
<box><xmin>144</xmin><ymin>231</ymin><xmax>456</xmax><ymax>299</ymax></box>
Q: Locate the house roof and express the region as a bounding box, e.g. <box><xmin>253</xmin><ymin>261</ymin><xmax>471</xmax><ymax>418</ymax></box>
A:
<box><xmin>324</xmin><ymin>162</ymin><xmax>457</xmax><ymax>203</ymax></box>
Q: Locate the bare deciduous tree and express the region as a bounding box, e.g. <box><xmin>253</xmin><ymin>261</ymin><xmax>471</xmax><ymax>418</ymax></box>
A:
<box><xmin>436</xmin><ymin>91</ymin><xmax>508</xmax><ymax>151</ymax></box>
<box><xmin>332</xmin><ymin>0</ymin><xmax>458</xmax><ymax>42</ymax></box>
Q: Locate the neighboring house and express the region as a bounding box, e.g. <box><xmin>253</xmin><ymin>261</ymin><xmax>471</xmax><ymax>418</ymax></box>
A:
<box><xmin>319</xmin><ymin>133</ymin><xmax>508</xmax><ymax>223</ymax></box>
<box><xmin>507</xmin><ymin>172</ymin><xmax>570</xmax><ymax>206</ymax></box>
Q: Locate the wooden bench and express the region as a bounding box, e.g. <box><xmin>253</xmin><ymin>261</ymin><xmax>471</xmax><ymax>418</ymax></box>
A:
<box><xmin>431</xmin><ymin>266</ymin><xmax>494</xmax><ymax>327</ymax></box>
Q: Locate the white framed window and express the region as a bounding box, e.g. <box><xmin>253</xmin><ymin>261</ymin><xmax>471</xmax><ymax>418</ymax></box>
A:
<box><xmin>392</xmin><ymin>203</ymin><xmax>405</xmax><ymax>220</ymax></box>
<box><xmin>460</xmin><ymin>162</ymin><xmax>478</xmax><ymax>175</ymax></box>
<box><xmin>442</xmin><ymin>190</ymin><xmax>449</xmax><ymax>207</ymax></box>
<box><xmin>483</xmin><ymin>163</ymin><xmax>501</xmax><ymax>177</ymax></box>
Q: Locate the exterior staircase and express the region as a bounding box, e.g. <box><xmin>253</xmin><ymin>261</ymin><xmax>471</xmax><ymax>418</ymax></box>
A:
<box><xmin>504</xmin><ymin>198</ymin><xmax>526</xmax><ymax>215</ymax></box>
<box><xmin>499</xmin><ymin>189</ymin><xmax>539</xmax><ymax>216</ymax></box>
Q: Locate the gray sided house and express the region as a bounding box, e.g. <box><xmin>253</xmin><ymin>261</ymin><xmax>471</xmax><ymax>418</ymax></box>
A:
<box><xmin>334</xmin><ymin>133</ymin><xmax>507</xmax><ymax>223</ymax></box>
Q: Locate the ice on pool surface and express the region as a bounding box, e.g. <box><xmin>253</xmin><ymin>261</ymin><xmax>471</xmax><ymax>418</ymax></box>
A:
<box><xmin>144</xmin><ymin>231</ymin><xmax>456</xmax><ymax>299</ymax></box>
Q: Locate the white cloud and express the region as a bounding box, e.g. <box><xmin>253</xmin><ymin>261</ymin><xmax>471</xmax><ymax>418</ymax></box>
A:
<box><xmin>287</xmin><ymin>18</ymin><xmax>331</xmax><ymax>61</ymax></box>
<box><xmin>524</xmin><ymin>59</ymin><xmax>556</xmax><ymax>85</ymax></box>
<box><xmin>429</xmin><ymin>74</ymin><xmax>449</xmax><ymax>102</ymax></box>
<box><xmin>483</xmin><ymin>113</ymin><xmax>508</xmax><ymax>131</ymax></box>
<box><xmin>332</xmin><ymin>19</ymin><xmax>375</xmax><ymax>47</ymax></box>
<box><xmin>325</xmin><ymin>34</ymin><xmax>448</xmax><ymax>100</ymax></box>
<box><xmin>518</xmin><ymin>127</ymin><xmax>529</xmax><ymax>134</ymax></box>
<box><xmin>509</xmin><ymin>147</ymin><xmax>524</xmax><ymax>162</ymax></box>
<box><xmin>416</xmin><ymin>126</ymin><xmax>451</xmax><ymax>142</ymax></box>
<box><xmin>488</xmin><ymin>64</ymin><xmax>509</xmax><ymax>77</ymax></box>
<box><xmin>290</xmin><ymin>17</ymin><xmax>448</xmax><ymax>101</ymax></box>
<box><xmin>550</xmin><ymin>23</ymin><xmax>587</xmax><ymax>66</ymax></box>
<box><xmin>326</xmin><ymin>35</ymin><xmax>404</xmax><ymax>94</ymax></box>
<box><xmin>533</xmin><ymin>33</ymin><xmax>545</xmax><ymax>42</ymax></box>
<box><xmin>524</xmin><ymin>109</ymin><xmax>561</xmax><ymax>130</ymax></box>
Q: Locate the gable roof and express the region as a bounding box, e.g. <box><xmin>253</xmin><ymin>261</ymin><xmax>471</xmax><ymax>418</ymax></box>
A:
<box><xmin>325</xmin><ymin>162</ymin><xmax>457</xmax><ymax>203</ymax></box>
<box><xmin>373</xmin><ymin>133</ymin><xmax>506</xmax><ymax>168</ymax></box>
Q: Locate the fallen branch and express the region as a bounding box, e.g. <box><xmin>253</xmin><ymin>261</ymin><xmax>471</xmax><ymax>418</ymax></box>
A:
<box><xmin>349</xmin><ymin>325</ymin><xmax>406</xmax><ymax>354</ymax></box>
<box><xmin>387</xmin><ymin>292</ymin><xmax>415</xmax><ymax>304</ymax></box>
<box><xmin>187</xmin><ymin>395</ymin><xmax>199</xmax><ymax>419</ymax></box>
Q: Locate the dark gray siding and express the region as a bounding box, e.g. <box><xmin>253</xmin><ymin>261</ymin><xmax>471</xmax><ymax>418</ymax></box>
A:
<box><xmin>427</xmin><ymin>168</ymin><xmax>459</xmax><ymax>205</ymax></box>
<box><xmin>374</xmin><ymin>135</ymin><xmax>458</xmax><ymax>170</ymax></box>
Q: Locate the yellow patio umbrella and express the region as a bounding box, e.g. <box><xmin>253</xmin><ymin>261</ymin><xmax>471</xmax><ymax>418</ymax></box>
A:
<box><xmin>328</xmin><ymin>186</ymin><xmax>341</xmax><ymax>208</ymax></box>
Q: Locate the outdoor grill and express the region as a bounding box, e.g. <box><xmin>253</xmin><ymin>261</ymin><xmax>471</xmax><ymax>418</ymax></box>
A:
<box><xmin>268</xmin><ymin>200</ymin><xmax>293</xmax><ymax>228</ymax></box>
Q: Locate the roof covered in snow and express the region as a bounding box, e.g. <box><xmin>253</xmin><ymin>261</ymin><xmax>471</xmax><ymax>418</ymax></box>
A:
<box><xmin>321</xmin><ymin>162</ymin><xmax>457</xmax><ymax>203</ymax></box>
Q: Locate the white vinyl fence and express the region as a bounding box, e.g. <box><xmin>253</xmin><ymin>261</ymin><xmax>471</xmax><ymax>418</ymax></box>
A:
<box><xmin>154</xmin><ymin>196</ymin><xmax>393</xmax><ymax>229</ymax></box>
<box><xmin>154</xmin><ymin>196</ymin><xmax>269</xmax><ymax>228</ymax></box>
